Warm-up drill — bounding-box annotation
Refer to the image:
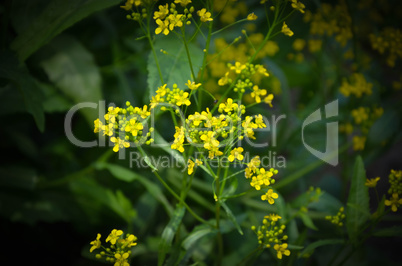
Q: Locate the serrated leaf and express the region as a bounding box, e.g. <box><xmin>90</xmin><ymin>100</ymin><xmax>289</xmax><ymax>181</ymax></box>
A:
<box><xmin>158</xmin><ymin>206</ymin><xmax>186</xmax><ymax>266</ymax></box>
<box><xmin>346</xmin><ymin>156</ymin><xmax>369</xmax><ymax>243</ymax></box>
<box><xmin>147</xmin><ymin>35</ymin><xmax>203</xmax><ymax>99</ymax></box>
<box><xmin>40</xmin><ymin>35</ymin><xmax>102</xmax><ymax>124</ymax></box>
<box><xmin>10</xmin><ymin>0</ymin><xmax>121</xmax><ymax>61</ymax></box>
<box><xmin>299</xmin><ymin>239</ymin><xmax>344</xmax><ymax>257</ymax></box>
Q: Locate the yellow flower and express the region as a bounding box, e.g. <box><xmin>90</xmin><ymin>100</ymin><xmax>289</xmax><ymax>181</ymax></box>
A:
<box><xmin>197</xmin><ymin>8</ymin><xmax>213</xmax><ymax>22</ymax></box>
<box><xmin>247</xmin><ymin>13</ymin><xmax>258</xmax><ymax>21</ymax></box>
<box><xmin>254</xmin><ymin>114</ymin><xmax>266</xmax><ymax>128</ymax></box>
<box><xmin>353</xmin><ymin>135</ymin><xmax>366</xmax><ymax>151</ymax></box>
<box><xmin>153</xmin><ymin>4</ymin><xmax>169</xmax><ymax>20</ymax></box>
<box><xmin>101</xmin><ymin>123</ymin><xmax>114</xmax><ymax>136</ymax></box>
<box><xmin>218</xmin><ymin>72</ymin><xmax>230</xmax><ymax>86</ymax></box>
<box><xmin>168</xmin><ymin>14</ymin><xmax>184</xmax><ymax>30</ymax></box>
<box><xmin>292</xmin><ymin>38</ymin><xmax>306</xmax><ymax>51</ymax></box>
<box><xmin>365</xmin><ymin>177</ymin><xmax>380</xmax><ymax>188</ymax></box>
<box><xmin>385</xmin><ymin>193</ymin><xmax>402</xmax><ymax>212</ymax></box>
<box><xmin>104</xmin><ymin>106</ymin><xmax>120</xmax><ymax>123</ymax></box>
<box><xmin>228</xmin><ymin>147</ymin><xmax>244</xmax><ymax>162</ymax></box>
<box><xmin>291</xmin><ymin>0</ymin><xmax>305</xmax><ymax>14</ymax></box>
<box><xmin>94</xmin><ymin>119</ymin><xmax>103</xmax><ymax>133</ymax></box>
<box><xmin>282</xmin><ymin>22</ymin><xmax>294</xmax><ymax>37</ymax></box>
<box><xmin>114</xmin><ymin>252</ymin><xmax>130</xmax><ymax>266</ymax></box>
<box><xmin>171</xmin><ymin>126</ymin><xmax>185</xmax><ymax>153</ymax></box>
<box><xmin>90</xmin><ymin>233</ymin><xmax>101</xmax><ymax>253</ymax></box>
<box><xmin>251</xmin><ymin>85</ymin><xmax>267</xmax><ymax>103</ymax></box>
<box><xmin>187</xmin><ymin>159</ymin><xmax>195</xmax><ymax>175</ymax></box>
<box><xmin>200</xmin><ymin>131</ymin><xmax>220</xmax><ymax>150</ymax></box>
<box><xmin>155</xmin><ymin>19</ymin><xmax>170</xmax><ymax>35</ymax></box>
<box><xmin>264</xmin><ymin>94</ymin><xmax>274</xmax><ymax>107</ymax></box>
<box><xmin>230</xmin><ymin>61</ymin><xmax>246</xmax><ymax>74</ymax></box>
<box><xmin>274</xmin><ymin>243</ymin><xmax>291</xmax><ymax>259</ymax></box>
<box><xmin>106</xmin><ymin>229</ymin><xmax>123</xmax><ymax>245</ymax></box>
<box><xmin>122</xmin><ymin>234</ymin><xmax>138</xmax><ymax>248</ymax></box>
<box><xmin>185</xmin><ymin>80</ymin><xmax>202</xmax><ymax>90</ymax></box>
<box><xmin>174</xmin><ymin>92</ymin><xmax>191</xmax><ymax>106</ymax></box>
<box><xmin>261</xmin><ymin>189</ymin><xmax>279</xmax><ymax>204</ymax></box>
<box><xmin>264</xmin><ymin>213</ymin><xmax>282</xmax><ymax>222</ymax></box>
<box><xmin>125</xmin><ymin>119</ymin><xmax>143</xmax><ymax>137</ymax></box>
<box><xmin>110</xmin><ymin>137</ymin><xmax>130</xmax><ymax>152</ymax></box>
<box><xmin>219</xmin><ymin>98</ymin><xmax>238</xmax><ymax>113</ymax></box>
<box><xmin>351</xmin><ymin>107</ymin><xmax>369</xmax><ymax>124</ymax></box>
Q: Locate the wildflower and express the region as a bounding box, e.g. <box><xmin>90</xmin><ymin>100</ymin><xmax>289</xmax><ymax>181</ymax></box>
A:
<box><xmin>292</xmin><ymin>38</ymin><xmax>306</xmax><ymax>51</ymax></box>
<box><xmin>218</xmin><ymin>72</ymin><xmax>230</xmax><ymax>86</ymax></box>
<box><xmin>155</xmin><ymin>18</ymin><xmax>170</xmax><ymax>35</ymax></box>
<box><xmin>185</xmin><ymin>80</ymin><xmax>202</xmax><ymax>90</ymax></box>
<box><xmin>254</xmin><ymin>114</ymin><xmax>266</xmax><ymax>128</ymax></box>
<box><xmin>94</xmin><ymin>119</ymin><xmax>103</xmax><ymax>133</ymax></box>
<box><xmin>228</xmin><ymin>147</ymin><xmax>244</xmax><ymax>162</ymax></box>
<box><xmin>351</xmin><ymin>107</ymin><xmax>369</xmax><ymax>124</ymax></box>
<box><xmin>125</xmin><ymin>119</ymin><xmax>143</xmax><ymax>137</ymax></box>
<box><xmin>174</xmin><ymin>91</ymin><xmax>191</xmax><ymax>106</ymax></box>
<box><xmin>114</xmin><ymin>252</ymin><xmax>130</xmax><ymax>266</ymax></box>
<box><xmin>200</xmin><ymin>131</ymin><xmax>220</xmax><ymax>150</ymax></box>
<box><xmin>274</xmin><ymin>243</ymin><xmax>291</xmax><ymax>259</ymax></box>
<box><xmin>168</xmin><ymin>14</ymin><xmax>184</xmax><ymax>30</ymax></box>
<box><xmin>282</xmin><ymin>22</ymin><xmax>294</xmax><ymax>37</ymax></box>
<box><xmin>261</xmin><ymin>189</ymin><xmax>279</xmax><ymax>204</ymax></box>
<box><xmin>104</xmin><ymin>106</ymin><xmax>120</xmax><ymax>123</ymax></box>
<box><xmin>188</xmin><ymin>159</ymin><xmax>195</xmax><ymax>175</ymax></box>
<box><xmin>90</xmin><ymin>233</ymin><xmax>101</xmax><ymax>253</ymax></box>
<box><xmin>230</xmin><ymin>62</ymin><xmax>246</xmax><ymax>74</ymax></box>
<box><xmin>154</xmin><ymin>4</ymin><xmax>169</xmax><ymax>20</ymax></box>
<box><xmin>325</xmin><ymin>207</ymin><xmax>345</xmax><ymax>226</ymax></box>
<box><xmin>101</xmin><ymin>123</ymin><xmax>115</xmax><ymax>136</ymax></box>
<box><xmin>291</xmin><ymin>0</ymin><xmax>305</xmax><ymax>14</ymax></box>
<box><xmin>365</xmin><ymin>177</ymin><xmax>380</xmax><ymax>188</ymax></box>
<box><xmin>171</xmin><ymin>126</ymin><xmax>185</xmax><ymax>153</ymax></box>
<box><xmin>197</xmin><ymin>8</ymin><xmax>213</xmax><ymax>22</ymax></box>
<box><xmin>219</xmin><ymin>98</ymin><xmax>238</xmax><ymax>113</ymax></box>
<box><xmin>251</xmin><ymin>85</ymin><xmax>267</xmax><ymax>103</ymax></box>
<box><xmin>122</xmin><ymin>234</ymin><xmax>138</xmax><ymax>248</ymax></box>
<box><xmin>110</xmin><ymin>137</ymin><xmax>130</xmax><ymax>152</ymax></box>
<box><xmin>247</xmin><ymin>13</ymin><xmax>258</xmax><ymax>21</ymax></box>
<box><xmin>135</xmin><ymin>105</ymin><xmax>151</xmax><ymax>119</ymax></box>
<box><xmin>208</xmin><ymin>146</ymin><xmax>223</xmax><ymax>159</ymax></box>
<box><xmin>353</xmin><ymin>135</ymin><xmax>366</xmax><ymax>151</ymax></box>
<box><xmin>385</xmin><ymin>193</ymin><xmax>402</xmax><ymax>212</ymax></box>
<box><xmin>264</xmin><ymin>213</ymin><xmax>282</xmax><ymax>222</ymax></box>
<box><xmin>264</xmin><ymin>94</ymin><xmax>274</xmax><ymax>107</ymax></box>
<box><xmin>106</xmin><ymin>229</ymin><xmax>124</xmax><ymax>245</ymax></box>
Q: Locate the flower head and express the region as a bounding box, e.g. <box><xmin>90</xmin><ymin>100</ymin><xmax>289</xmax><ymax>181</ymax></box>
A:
<box><xmin>185</xmin><ymin>80</ymin><xmax>202</xmax><ymax>90</ymax></box>
<box><xmin>274</xmin><ymin>243</ymin><xmax>291</xmax><ymax>259</ymax></box>
<box><xmin>197</xmin><ymin>8</ymin><xmax>213</xmax><ymax>22</ymax></box>
<box><xmin>90</xmin><ymin>233</ymin><xmax>101</xmax><ymax>253</ymax></box>
<box><xmin>385</xmin><ymin>193</ymin><xmax>402</xmax><ymax>212</ymax></box>
<box><xmin>291</xmin><ymin>0</ymin><xmax>305</xmax><ymax>14</ymax></box>
<box><xmin>155</xmin><ymin>18</ymin><xmax>170</xmax><ymax>35</ymax></box>
<box><xmin>365</xmin><ymin>177</ymin><xmax>380</xmax><ymax>188</ymax></box>
<box><xmin>228</xmin><ymin>147</ymin><xmax>244</xmax><ymax>162</ymax></box>
<box><xmin>106</xmin><ymin>229</ymin><xmax>123</xmax><ymax>245</ymax></box>
<box><xmin>247</xmin><ymin>13</ymin><xmax>258</xmax><ymax>21</ymax></box>
<box><xmin>282</xmin><ymin>22</ymin><xmax>294</xmax><ymax>37</ymax></box>
<box><xmin>261</xmin><ymin>189</ymin><xmax>279</xmax><ymax>204</ymax></box>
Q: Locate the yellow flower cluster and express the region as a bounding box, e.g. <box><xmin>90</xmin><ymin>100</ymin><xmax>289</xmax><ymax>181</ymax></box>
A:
<box><xmin>304</xmin><ymin>1</ymin><xmax>352</xmax><ymax>47</ymax></box>
<box><xmin>325</xmin><ymin>207</ymin><xmax>346</xmax><ymax>227</ymax></box>
<box><xmin>218</xmin><ymin>61</ymin><xmax>274</xmax><ymax>106</ymax></box>
<box><xmin>150</xmin><ymin>83</ymin><xmax>192</xmax><ymax>110</ymax></box>
<box><xmin>153</xmin><ymin>3</ymin><xmax>193</xmax><ymax>35</ymax></box>
<box><xmin>90</xmin><ymin>229</ymin><xmax>138</xmax><ymax>265</ymax></box>
<box><xmin>339</xmin><ymin>73</ymin><xmax>373</xmax><ymax>98</ymax></box>
<box><xmin>385</xmin><ymin>170</ymin><xmax>402</xmax><ymax>212</ymax></box>
<box><xmin>339</xmin><ymin>106</ymin><xmax>383</xmax><ymax>151</ymax></box>
<box><xmin>94</xmin><ymin>102</ymin><xmax>154</xmax><ymax>152</ymax></box>
<box><xmin>251</xmin><ymin>214</ymin><xmax>290</xmax><ymax>259</ymax></box>
<box><xmin>370</xmin><ymin>27</ymin><xmax>402</xmax><ymax>67</ymax></box>
<box><xmin>187</xmin><ymin>158</ymin><xmax>202</xmax><ymax>175</ymax></box>
<box><xmin>365</xmin><ymin>177</ymin><xmax>380</xmax><ymax>188</ymax></box>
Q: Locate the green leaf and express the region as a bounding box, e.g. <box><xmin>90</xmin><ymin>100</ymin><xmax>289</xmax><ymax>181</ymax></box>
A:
<box><xmin>147</xmin><ymin>35</ymin><xmax>203</xmax><ymax>99</ymax></box>
<box><xmin>299</xmin><ymin>239</ymin><xmax>344</xmax><ymax>257</ymax></box>
<box><xmin>95</xmin><ymin>162</ymin><xmax>174</xmax><ymax>216</ymax></box>
<box><xmin>346</xmin><ymin>156</ymin><xmax>369</xmax><ymax>243</ymax></box>
<box><xmin>10</xmin><ymin>0</ymin><xmax>121</xmax><ymax>61</ymax></box>
<box><xmin>0</xmin><ymin>52</ymin><xmax>45</xmax><ymax>131</ymax></box>
<box><xmin>158</xmin><ymin>206</ymin><xmax>186</xmax><ymax>266</ymax></box>
<box><xmin>40</xmin><ymin>35</ymin><xmax>102</xmax><ymax>124</ymax></box>
<box><xmin>182</xmin><ymin>224</ymin><xmax>217</xmax><ymax>250</ymax></box>
<box><xmin>220</xmin><ymin>201</ymin><xmax>243</xmax><ymax>235</ymax></box>
<box><xmin>299</xmin><ymin>212</ymin><xmax>318</xmax><ymax>230</ymax></box>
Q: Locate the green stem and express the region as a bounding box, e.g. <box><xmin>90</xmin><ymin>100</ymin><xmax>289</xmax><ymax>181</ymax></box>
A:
<box><xmin>181</xmin><ymin>27</ymin><xmax>196</xmax><ymax>80</ymax></box>
<box><xmin>199</xmin><ymin>15</ymin><xmax>213</xmax><ymax>111</ymax></box>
